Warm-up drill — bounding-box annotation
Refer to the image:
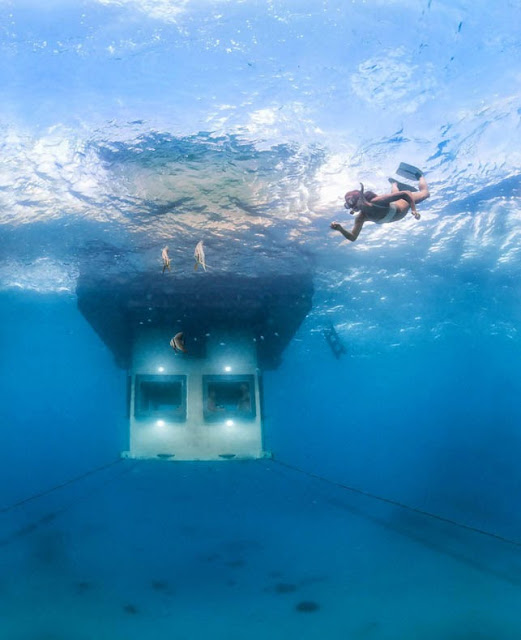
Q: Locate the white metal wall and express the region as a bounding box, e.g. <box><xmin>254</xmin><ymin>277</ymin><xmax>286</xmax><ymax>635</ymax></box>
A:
<box><xmin>126</xmin><ymin>327</ymin><xmax>264</xmax><ymax>460</ymax></box>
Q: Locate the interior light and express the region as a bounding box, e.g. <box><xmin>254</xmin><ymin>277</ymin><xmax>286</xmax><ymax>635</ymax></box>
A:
<box><xmin>225</xmin><ymin>420</ymin><xmax>234</xmax><ymax>427</ymax></box>
<box><xmin>158</xmin><ymin>366</ymin><xmax>165</xmax><ymax>373</ymax></box>
<box><xmin>224</xmin><ymin>365</ymin><xmax>232</xmax><ymax>372</ymax></box>
<box><xmin>156</xmin><ymin>420</ymin><xmax>165</xmax><ymax>427</ymax></box>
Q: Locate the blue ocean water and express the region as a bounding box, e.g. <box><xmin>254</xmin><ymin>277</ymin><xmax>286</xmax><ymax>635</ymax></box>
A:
<box><xmin>1</xmin><ymin>0</ymin><xmax>521</xmax><ymax>638</ymax></box>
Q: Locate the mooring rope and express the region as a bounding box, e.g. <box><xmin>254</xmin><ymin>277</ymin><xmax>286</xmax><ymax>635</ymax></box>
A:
<box><xmin>0</xmin><ymin>458</ymin><xmax>123</xmax><ymax>515</ymax></box>
<box><xmin>0</xmin><ymin>459</ymin><xmax>136</xmax><ymax>548</ymax></box>
<box><xmin>271</xmin><ymin>457</ymin><xmax>521</xmax><ymax>548</ymax></box>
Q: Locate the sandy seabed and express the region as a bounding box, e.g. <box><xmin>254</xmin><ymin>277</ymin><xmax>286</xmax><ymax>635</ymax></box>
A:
<box><xmin>1</xmin><ymin>460</ymin><xmax>520</xmax><ymax>640</ymax></box>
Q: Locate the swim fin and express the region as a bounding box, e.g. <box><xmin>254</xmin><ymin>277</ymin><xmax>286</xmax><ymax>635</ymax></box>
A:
<box><xmin>396</xmin><ymin>162</ymin><xmax>423</xmax><ymax>181</ymax></box>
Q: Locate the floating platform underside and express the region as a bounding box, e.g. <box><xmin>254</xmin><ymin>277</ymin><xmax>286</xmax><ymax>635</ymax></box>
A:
<box><xmin>77</xmin><ymin>272</ymin><xmax>314</xmax><ymax>370</ymax></box>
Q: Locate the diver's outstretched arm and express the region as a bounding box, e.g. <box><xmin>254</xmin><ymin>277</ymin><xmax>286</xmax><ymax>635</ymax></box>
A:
<box><xmin>331</xmin><ymin>214</ymin><xmax>365</xmax><ymax>242</ymax></box>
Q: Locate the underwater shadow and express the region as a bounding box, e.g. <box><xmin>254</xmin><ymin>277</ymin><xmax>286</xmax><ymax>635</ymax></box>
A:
<box><xmin>266</xmin><ymin>461</ymin><xmax>521</xmax><ymax>588</ymax></box>
<box><xmin>326</xmin><ymin>495</ymin><xmax>521</xmax><ymax>588</ymax></box>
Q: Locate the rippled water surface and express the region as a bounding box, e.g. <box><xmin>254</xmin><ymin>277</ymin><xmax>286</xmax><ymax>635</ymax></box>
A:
<box><xmin>1</xmin><ymin>0</ymin><xmax>520</xmax><ymax>351</ymax></box>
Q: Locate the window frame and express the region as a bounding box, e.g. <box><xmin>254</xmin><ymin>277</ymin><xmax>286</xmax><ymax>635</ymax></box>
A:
<box><xmin>134</xmin><ymin>374</ymin><xmax>187</xmax><ymax>422</ymax></box>
<box><xmin>202</xmin><ymin>374</ymin><xmax>256</xmax><ymax>422</ymax></box>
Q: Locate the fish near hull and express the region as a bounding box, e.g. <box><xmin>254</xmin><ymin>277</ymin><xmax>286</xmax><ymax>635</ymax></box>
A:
<box><xmin>194</xmin><ymin>241</ymin><xmax>206</xmax><ymax>272</ymax></box>
<box><xmin>170</xmin><ymin>332</ymin><xmax>187</xmax><ymax>353</ymax></box>
<box><xmin>161</xmin><ymin>246</ymin><xmax>171</xmax><ymax>273</ymax></box>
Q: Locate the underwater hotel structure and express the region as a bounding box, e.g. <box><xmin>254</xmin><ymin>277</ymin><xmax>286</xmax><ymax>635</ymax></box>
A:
<box><xmin>77</xmin><ymin>272</ymin><xmax>313</xmax><ymax>461</ymax></box>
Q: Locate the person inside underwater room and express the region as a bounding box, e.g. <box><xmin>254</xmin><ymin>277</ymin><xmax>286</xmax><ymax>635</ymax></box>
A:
<box><xmin>330</xmin><ymin>173</ymin><xmax>430</xmax><ymax>243</ymax></box>
<box><xmin>237</xmin><ymin>383</ymin><xmax>251</xmax><ymax>412</ymax></box>
<box><xmin>207</xmin><ymin>389</ymin><xmax>224</xmax><ymax>413</ymax></box>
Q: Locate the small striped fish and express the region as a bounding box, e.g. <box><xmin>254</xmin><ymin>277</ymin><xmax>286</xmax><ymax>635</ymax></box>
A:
<box><xmin>169</xmin><ymin>332</ymin><xmax>186</xmax><ymax>353</ymax></box>
<box><xmin>194</xmin><ymin>240</ymin><xmax>206</xmax><ymax>272</ymax></box>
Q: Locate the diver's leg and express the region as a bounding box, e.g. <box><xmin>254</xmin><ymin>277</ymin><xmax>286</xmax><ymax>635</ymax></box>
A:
<box><xmin>389</xmin><ymin>180</ymin><xmax>399</xmax><ymax>194</ymax></box>
<box><xmin>410</xmin><ymin>176</ymin><xmax>430</xmax><ymax>204</ymax></box>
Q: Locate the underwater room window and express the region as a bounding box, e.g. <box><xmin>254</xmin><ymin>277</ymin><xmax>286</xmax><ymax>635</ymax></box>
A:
<box><xmin>134</xmin><ymin>375</ymin><xmax>187</xmax><ymax>422</ymax></box>
<box><xmin>203</xmin><ymin>374</ymin><xmax>256</xmax><ymax>422</ymax></box>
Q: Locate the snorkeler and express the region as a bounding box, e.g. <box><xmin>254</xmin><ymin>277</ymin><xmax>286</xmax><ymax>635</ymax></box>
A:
<box><xmin>330</xmin><ymin>173</ymin><xmax>430</xmax><ymax>243</ymax></box>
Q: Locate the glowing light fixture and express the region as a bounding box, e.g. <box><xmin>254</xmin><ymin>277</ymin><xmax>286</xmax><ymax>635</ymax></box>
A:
<box><xmin>158</xmin><ymin>366</ymin><xmax>165</xmax><ymax>373</ymax></box>
<box><xmin>225</xmin><ymin>420</ymin><xmax>234</xmax><ymax>427</ymax></box>
<box><xmin>156</xmin><ymin>420</ymin><xmax>166</xmax><ymax>427</ymax></box>
<box><xmin>224</xmin><ymin>365</ymin><xmax>232</xmax><ymax>372</ymax></box>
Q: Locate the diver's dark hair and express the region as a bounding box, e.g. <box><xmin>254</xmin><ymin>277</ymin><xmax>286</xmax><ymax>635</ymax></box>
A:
<box><xmin>344</xmin><ymin>182</ymin><xmax>377</xmax><ymax>209</ymax></box>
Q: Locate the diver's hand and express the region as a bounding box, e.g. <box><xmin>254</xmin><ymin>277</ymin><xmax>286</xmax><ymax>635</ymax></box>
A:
<box><xmin>330</xmin><ymin>222</ymin><xmax>342</xmax><ymax>231</ymax></box>
<box><xmin>412</xmin><ymin>210</ymin><xmax>420</xmax><ymax>220</ymax></box>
